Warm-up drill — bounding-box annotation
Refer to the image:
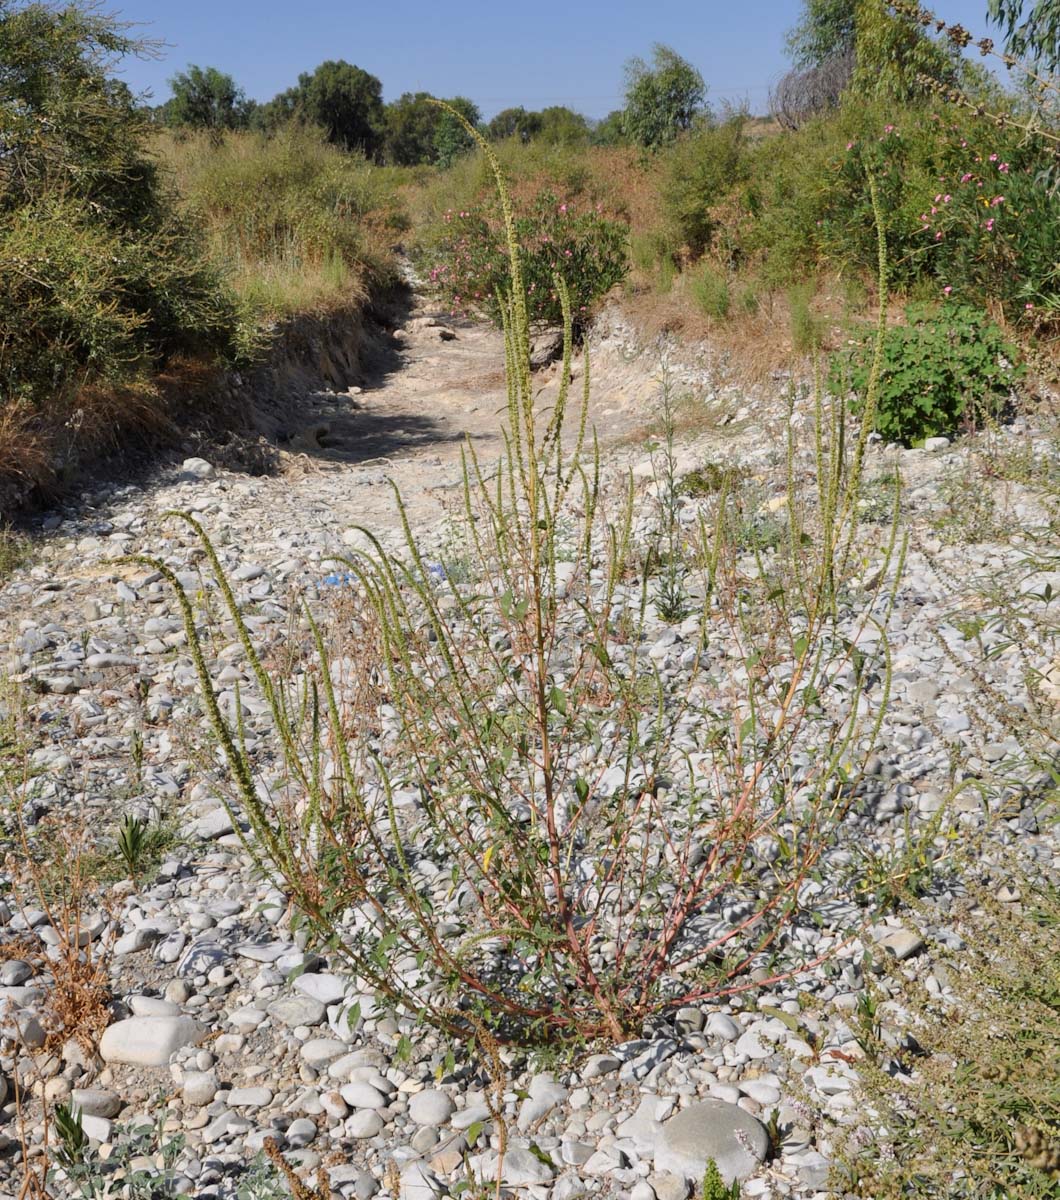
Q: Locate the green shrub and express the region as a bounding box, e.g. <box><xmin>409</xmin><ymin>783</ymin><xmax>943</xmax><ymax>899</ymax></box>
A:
<box><xmin>0</xmin><ymin>1</ymin><xmax>257</xmax><ymax>495</ymax></box>
<box><xmin>689</xmin><ymin>262</ymin><xmax>731</xmax><ymax>320</ymax></box>
<box><xmin>830</xmin><ymin>302</ymin><xmax>1025</xmax><ymax>445</ymax></box>
<box><xmin>788</xmin><ymin>281</ymin><xmax>826</xmax><ymax>353</ymax></box>
<box><xmin>663</xmin><ymin>116</ymin><xmax>752</xmax><ymax>257</ymax></box>
<box><xmin>426</xmin><ymin>188</ymin><xmax>628</xmax><ymax>327</ymax></box>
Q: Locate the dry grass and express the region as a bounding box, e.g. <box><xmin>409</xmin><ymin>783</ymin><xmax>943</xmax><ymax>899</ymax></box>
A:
<box><xmin>156</xmin><ymin>125</ymin><xmax>406</xmax><ymax>319</ymax></box>
<box><xmin>837</xmin><ymin>855</ymin><xmax>1060</xmax><ymax>1197</ymax></box>
<box><xmin>3</xmin><ymin>808</ymin><xmax>114</xmax><ymax>1055</ymax></box>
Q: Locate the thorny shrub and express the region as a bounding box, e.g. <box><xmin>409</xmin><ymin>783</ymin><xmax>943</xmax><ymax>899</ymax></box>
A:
<box><xmin>143</xmin><ymin>129</ymin><xmax>903</xmax><ymax>1046</ymax></box>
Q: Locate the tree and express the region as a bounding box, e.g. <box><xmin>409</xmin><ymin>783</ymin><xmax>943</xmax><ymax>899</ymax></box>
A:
<box><xmin>0</xmin><ymin>0</ymin><xmax>245</xmax><ymax>460</ymax></box>
<box><xmin>622</xmin><ymin>45</ymin><xmax>706</xmax><ymax>148</ymax></box>
<box><xmin>386</xmin><ymin>92</ymin><xmax>442</xmax><ymax>163</ymax></box>
<box><xmin>0</xmin><ymin>0</ymin><xmax>156</xmax><ymax>220</ymax></box>
<box><xmin>264</xmin><ymin>60</ymin><xmax>384</xmax><ymax>156</ymax></box>
<box><xmin>433</xmin><ymin>96</ymin><xmax>480</xmax><ymax>167</ymax></box>
<box><xmin>850</xmin><ymin>0</ymin><xmax>958</xmax><ymax>99</ymax></box>
<box><xmin>382</xmin><ymin>93</ymin><xmax>480</xmax><ymax>166</ymax></box>
<box><xmin>487</xmin><ymin>106</ymin><xmax>542</xmax><ymax>142</ymax></box>
<box><xmin>486</xmin><ymin>105</ymin><xmax>589</xmax><ymax>145</ymax></box>
<box><xmin>786</xmin><ymin>0</ymin><xmax>857</xmax><ymax>68</ymax></box>
<box><xmin>988</xmin><ymin>0</ymin><xmax>1060</xmax><ymax>71</ymax></box>
<box><xmin>164</xmin><ymin>64</ymin><xmax>251</xmax><ymax>131</ymax></box>
<box><xmin>537</xmin><ymin>106</ymin><xmax>590</xmax><ymax>144</ymax></box>
<box><xmin>784</xmin><ymin>0</ymin><xmax>958</xmax><ymax>101</ymax></box>
<box><xmin>591</xmin><ymin>109</ymin><xmax>627</xmax><ymax>146</ymax></box>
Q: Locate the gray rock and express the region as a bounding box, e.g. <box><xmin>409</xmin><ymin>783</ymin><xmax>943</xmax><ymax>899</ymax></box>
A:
<box><xmin>180</xmin><ymin>457</ymin><xmax>216</xmax><ymax>480</ymax></box>
<box><xmin>648</xmin><ymin>1172</ymin><xmax>691</xmax><ymax>1200</ymax></box>
<box><xmin>400</xmin><ymin>1162</ymin><xmax>444</xmax><ymax>1200</ymax></box>
<box><xmin>581</xmin><ymin>1053</ymin><xmax>621</xmax><ymax>1079</ymax></box>
<box><xmin>878</xmin><ymin>928</ymin><xmax>926</xmax><ymax>961</ymax></box>
<box><xmin>409</xmin><ymin>1088</ymin><xmax>455</xmax><ymax>1126</ymax></box>
<box><xmin>128</xmin><ymin>995</ymin><xmax>179</xmax><ymax>1017</ymax></box>
<box><xmin>268</xmin><ymin>993</ymin><xmax>326</xmax><ymax>1027</ymax></box>
<box><xmin>294</xmin><ymin>973</ymin><xmax>347</xmax><ymax>1004</ymax></box>
<box><xmin>70</xmin><ymin>1089</ymin><xmax>120</xmax><ymax>1119</ymax></box>
<box><xmin>706</xmin><ymin>1013</ymin><xmax>740</xmax><ymax>1042</ymax></box>
<box><xmin>474</xmin><ymin>1146</ymin><xmax>555</xmax><ymax>1186</ymax></box>
<box><xmin>285</xmin><ymin>1118</ymin><xmax>317</xmax><ymax>1147</ymax></box>
<box><xmin>340</xmin><ymin>1081</ymin><xmax>388</xmax><ymax>1110</ymax></box>
<box><xmin>346</xmin><ymin>1109</ymin><xmax>385</xmax><ymax>1139</ymax></box>
<box><xmin>99</xmin><ymin>1017</ymin><xmax>205</xmax><ymax>1067</ymax></box>
<box><xmin>301</xmin><ymin>1038</ymin><xmax>348</xmax><ymax>1067</ymax></box>
<box><xmin>227</xmin><ymin>1087</ymin><xmax>273</xmax><ymax>1109</ymax></box>
<box><xmin>80</xmin><ymin>1114</ymin><xmax>113</xmax><ymax>1144</ymax></box>
<box><xmin>654</xmin><ymin>1100</ymin><xmax>768</xmax><ymax>1185</ymax></box>
<box><xmin>0</xmin><ymin>961</ymin><xmax>32</xmax><ymax>986</ymax></box>
<box><xmin>181</xmin><ymin>1071</ymin><xmax>217</xmax><ymax>1107</ymax></box>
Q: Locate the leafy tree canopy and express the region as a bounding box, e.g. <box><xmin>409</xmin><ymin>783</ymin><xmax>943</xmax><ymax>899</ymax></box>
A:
<box><xmin>487</xmin><ymin>104</ymin><xmax>589</xmax><ymax>145</ymax></box>
<box><xmin>433</xmin><ymin>96</ymin><xmax>480</xmax><ymax>167</ymax></box>
<box><xmin>786</xmin><ymin>0</ymin><xmax>858</xmax><ymax>68</ymax></box>
<box><xmin>260</xmin><ymin>59</ymin><xmax>385</xmax><ymax>157</ymax></box>
<box><xmin>785</xmin><ymin>0</ymin><xmax>958</xmax><ymax>100</ymax></box>
<box><xmin>988</xmin><ymin>0</ymin><xmax>1060</xmax><ymax>71</ymax></box>
<box><xmin>537</xmin><ymin>105</ymin><xmax>590</xmax><ymax>144</ymax></box>
<box><xmin>622</xmin><ymin>44</ymin><xmax>706</xmax><ymax>148</ymax></box>
<box><xmin>591</xmin><ymin>109</ymin><xmax>627</xmax><ymax>146</ymax></box>
<box><xmin>384</xmin><ymin>92</ymin><xmax>481</xmax><ymax>165</ymax></box>
<box><xmin>164</xmin><ymin>64</ymin><xmax>252</xmax><ymax>131</ymax></box>
<box><xmin>0</xmin><ymin>0</ymin><xmax>155</xmax><ymax>220</ymax></box>
<box><xmin>487</xmin><ymin>106</ymin><xmax>542</xmax><ymax>142</ymax></box>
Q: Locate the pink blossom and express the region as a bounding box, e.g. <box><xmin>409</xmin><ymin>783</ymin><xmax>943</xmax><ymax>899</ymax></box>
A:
<box><xmin>884</xmin><ymin>124</ymin><xmax>895</xmax><ymax>133</ymax></box>
<box><xmin>960</xmin><ymin>173</ymin><xmax>973</xmax><ymax>183</ymax></box>
<box><xmin>934</xmin><ymin>193</ymin><xmax>943</xmax><ymax>203</ymax></box>
<box><xmin>935</xmin><ymin>231</ymin><xmax>944</xmax><ymax>240</ymax></box>
<box><xmin>559</xmin><ymin>203</ymin><xmax>568</xmax><ymax>213</ymax></box>
<box><xmin>943</xmin><ymin>194</ymin><xmax>951</xmax><ymax>202</ymax></box>
<box><xmin>989</xmin><ymin>153</ymin><xmax>998</xmax><ymax>161</ymax></box>
<box><xmin>999</xmin><ymin>162</ymin><xmax>1009</xmax><ymax>173</ymax></box>
<box><xmin>846</xmin><ymin>141</ymin><xmax>855</xmax><ymax>150</ymax></box>
<box><xmin>943</xmin><ymin>285</ymin><xmax>953</xmax><ymax>295</ymax></box>
<box><xmin>991</xmin><ymin>195</ymin><xmax>1004</xmax><ymax>206</ymax></box>
<box><xmin>1025</xmin><ymin>302</ymin><xmax>1034</xmax><ymax>310</ymax></box>
<box><xmin>984</xmin><ymin>218</ymin><xmax>995</xmax><ymax>231</ymax></box>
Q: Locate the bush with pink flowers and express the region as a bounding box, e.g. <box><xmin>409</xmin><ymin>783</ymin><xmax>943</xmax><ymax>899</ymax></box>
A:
<box><xmin>826</xmin><ymin>114</ymin><xmax>1060</xmax><ymax>324</ymax></box>
<box><xmin>425</xmin><ymin>189</ymin><xmax>628</xmax><ymax>328</ymax></box>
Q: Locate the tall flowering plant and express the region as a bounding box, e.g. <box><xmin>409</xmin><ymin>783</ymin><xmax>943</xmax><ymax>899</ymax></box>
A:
<box><xmin>427</xmin><ymin>189</ymin><xmax>628</xmax><ymax>328</ymax></box>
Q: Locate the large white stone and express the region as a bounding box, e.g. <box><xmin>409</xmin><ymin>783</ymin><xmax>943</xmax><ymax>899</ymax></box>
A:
<box><xmin>654</xmin><ymin>1100</ymin><xmax>768</xmax><ymax>1185</ymax></box>
<box><xmin>99</xmin><ymin>1016</ymin><xmax>205</xmax><ymax>1067</ymax></box>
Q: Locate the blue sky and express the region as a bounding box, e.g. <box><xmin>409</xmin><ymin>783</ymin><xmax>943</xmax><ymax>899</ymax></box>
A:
<box><xmin>111</xmin><ymin>0</ymin><xmax>997</xmax><ymax>119</ymax></box>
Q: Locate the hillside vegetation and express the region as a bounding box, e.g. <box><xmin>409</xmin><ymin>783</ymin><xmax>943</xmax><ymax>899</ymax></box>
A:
<box><xmin>2</xmin><ymin>0</ymin><xmax>1058</xmax><ymax>496</ymax></box>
